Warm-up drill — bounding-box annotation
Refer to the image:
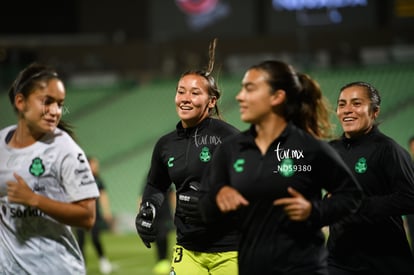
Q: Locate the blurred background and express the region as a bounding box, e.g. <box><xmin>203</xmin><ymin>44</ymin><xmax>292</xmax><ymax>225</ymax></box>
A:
<box><xmin>1</xmin><ymin>0</ymin><xmax>414</xmax><ymax>233</ymax></box>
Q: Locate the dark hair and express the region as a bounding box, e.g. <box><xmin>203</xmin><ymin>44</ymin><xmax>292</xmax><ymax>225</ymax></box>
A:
<box><xmin>8</xmin><ymin>62</ymin><xmax>75</xmax><ymax>138</ymax></box>
<box><xmin>249</xmin><ymin>60</ymin><xmax>333</xmax><ymax>139</ymax></box>
<box><xmin>179</xmin><ymin>38</ymin><xmax>222</xmax><ymax>119</ymax></box>
<box><xmin>339</xmin><ymin>81</ymin><xmax>381</xmax><ymax>113</ymax></box>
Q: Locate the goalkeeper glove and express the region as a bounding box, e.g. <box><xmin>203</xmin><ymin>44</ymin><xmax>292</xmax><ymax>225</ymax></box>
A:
<box><xmin>135</xmin><ymin>201</ymin><xmax>157</xmax><ymax>248</ymax></box>
<box><xmin>177</xmin><ymin>181</ymin><xmax>203</xmax><ymax>224</ymax></box>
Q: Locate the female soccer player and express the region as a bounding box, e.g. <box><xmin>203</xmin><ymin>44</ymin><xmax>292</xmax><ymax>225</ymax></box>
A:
<box><xmin>200</xmin><ymin>60</ymin><xmax>362</xmax><ymax>275</ymax></box>
<box><xmin>0</xmin><ymin>63</ymin><xmax>99</xmax><ymax>274</ymax></box>
<box><xmin>135</xmin><ymin>39</ymin><xmax>240</xmax><ymax>274</ymax></box>
<box><xmin>327</xmin><ymin>81</ymin><xmax>414</xmax><ymax>274</ymax></box>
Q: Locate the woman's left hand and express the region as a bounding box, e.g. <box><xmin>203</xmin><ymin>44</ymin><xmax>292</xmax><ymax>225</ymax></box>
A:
<box><xmin>273</xmin><ymin>187</ymin><xmax>312</xmax><ymax>221</ymax></box>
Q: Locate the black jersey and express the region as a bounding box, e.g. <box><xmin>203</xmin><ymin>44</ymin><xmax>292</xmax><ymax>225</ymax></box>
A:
<box><xmin>142</xmin><ymin>117</ymin><xmax>240</xmax><ymax>252</ymax></box>
<box><xmin>327</xmin><ymin>126</ymin><xmax>414</xmax><ymax>273</ymax></box>
<box><xmin>201</xmin><ymin>123</ymin><xmax>362</xmax><ymax>275</ymax></box>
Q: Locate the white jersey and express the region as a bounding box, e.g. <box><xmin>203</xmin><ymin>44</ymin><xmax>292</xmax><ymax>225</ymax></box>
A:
<box><xmin>0</xmin><ymin>125</ymin><xmax>99</xmax><ymax>275</ymax></box>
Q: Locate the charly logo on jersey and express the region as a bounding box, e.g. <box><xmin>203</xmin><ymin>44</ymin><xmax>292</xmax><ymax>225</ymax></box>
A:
<box><xmin>29</xmin><ymin>157</ymin><xmax>45</xmax><ymax>177</ymax></box>
<box><xmin>233</xmin><ymin>158</ymin><xmax>245</xmax><ymax>172</ymax></box>
<box><xmin>77</xmin><ymin>153</ymin><xmax>86</xmax><ymax>163</ymax></box>
<box><xmin>199</xmin><ymin>146</ymin><xmax>211</xmax><ymax>162</ymax></box>
<box><xmin>354</xmin><ymin>157</ymin><xmax>367</xmax><ymax>173</ymax></box>
<box><xmin>168</xmin><ymin>157</ymin><xmax>175</xmax><ymax>167</ymax></box>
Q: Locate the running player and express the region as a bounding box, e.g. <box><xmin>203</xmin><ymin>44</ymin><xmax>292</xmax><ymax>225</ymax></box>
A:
<box><xmin>0</xmin><ymin>62</ymin><xmax>99</xmax><ymax>274</ymax></box>
<box><xmin>135</xmin><ymin>39</ymin><xmax>240</xmax><ymax>274</ymax></box>
<box><xmin>200</xmin><ymin>60</ymin><xmax>362</xmax><ymax>275</ymax></box>
<box><xmin>327</xmin><ymin>81</ymin><xmax>414</xmax><ymax>274</ymax></box>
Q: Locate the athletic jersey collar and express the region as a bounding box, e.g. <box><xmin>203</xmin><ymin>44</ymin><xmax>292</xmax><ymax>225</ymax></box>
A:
<box><xmin>239</xmin><ymin>122</ymin><xmax>292</xmax><ymax>147</ymax></box>
<box><xmin>2</xmin><ymin>125</ymin><xmax>62</xmax><ymax>148</ymax></box>
<box><xmin>176</xmin><ymin>117</ymin><xmax>212</xmax><ymax>137</ymax></box>
<box><xmin>340</xmin><ymin>125</ymin><xmax>379</xmax><ymax>146</ymax></box>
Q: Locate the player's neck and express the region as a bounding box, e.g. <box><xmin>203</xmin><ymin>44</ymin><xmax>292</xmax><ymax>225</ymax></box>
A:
<box><xmin>254</xmin><ymin>117</ymin><xmax>287</xmax><ymax>154</ymax></box>
<box><xmin>9</xmin><ymin>125</ymin><xmax>41</xmax><ymax>148</ymax></box>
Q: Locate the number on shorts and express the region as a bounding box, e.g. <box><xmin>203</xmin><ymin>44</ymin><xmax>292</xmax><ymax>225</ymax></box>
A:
<box><xmin>173</xmin><ymin>247</ymin><xmax>183</xmax><ymax>263</ymax></box>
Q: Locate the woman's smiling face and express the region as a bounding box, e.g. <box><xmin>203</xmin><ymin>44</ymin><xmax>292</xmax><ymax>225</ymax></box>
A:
<box><xmin>17</xmin><ymin>78</ymin><xmax>66</xmax><ymax>137</ymax></box>
<box><xmin>336</xmin><ymin>85</ymin><xmax>378</xmax><ymax>138</ymax></box>
<box><xmin>175</xmin><ymin>74</ymin><xmax>216</xmax><ymax>128</ymax></box>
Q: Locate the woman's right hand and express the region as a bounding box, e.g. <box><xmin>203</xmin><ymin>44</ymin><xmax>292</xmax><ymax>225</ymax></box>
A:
<box><xmin>216</xmin><ymin>186</ymin><xmax>249</xmax><ymax>213</ymax></box>
<box><xmin>7</xmin><ymin>173</ymin><xmax>37</xmax><ymax>207</ymax></box>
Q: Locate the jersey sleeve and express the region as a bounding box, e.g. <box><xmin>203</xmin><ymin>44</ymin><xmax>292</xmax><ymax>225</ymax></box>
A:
<box><xmin>60</xmin><ymin>146</ymin><xmax>99</xmax><ymax>202</ymax></box>
<box><xmin>309</xmin><ymin>141</ymin><xmax>363</xmax><ymax>227</ymax></box>
<box><xmin>142</xmin><ymin>138</ymin><xmax>171</xmax><ymax>208</ymax></box>
<box><xmin>360</xmin><ymin>141</ymin><xmax>414</xmax><ymax>218</ymax></box>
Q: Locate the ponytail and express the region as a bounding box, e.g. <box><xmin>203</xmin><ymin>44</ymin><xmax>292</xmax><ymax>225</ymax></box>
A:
<box><xmin>295</xmin><ymin>73</ymin><xmax>333</xmax><ymax>139</ymax></box>
<box><xmin>180</xmin><ymin>37</ymin><xmax>222</xmax><ymax>119</ymax></box>
<box><xmin>250</xmin><ymin>61</ymin><xmax>334</xmax><ymax>139</ymax></box>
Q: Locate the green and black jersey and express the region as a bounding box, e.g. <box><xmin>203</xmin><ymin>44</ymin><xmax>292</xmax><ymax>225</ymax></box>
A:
<box><xmin>328</xmin><ymin>126</ymin><xmax>414</xmax><ymax>274</ymax></box>
<box><xmin>201</xmin><ymin>122</ymin><xmax>362</xmax><ymax>275</ymax></box>
<box><xmin>142</xmin><ymin>117</ymin><xmax>240</xmax><ymax>252</ymax></box>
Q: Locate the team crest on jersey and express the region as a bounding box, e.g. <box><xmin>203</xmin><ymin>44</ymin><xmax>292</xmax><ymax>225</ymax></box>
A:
<box><xmin>169</xmin><ymin>267</ymin><xmax>176</xmax><ymax>275</ymax></box>
<box><xmin>199</xmin><ymin>147</ymin><xmax>211</xmax><ymax>162</ymax></box>
<box><xmin>29</xmin><ymin>157</ymin><xmax>45</xmax><ymax>177</ymax></box>
<box><xmin>279</xmin><ymin>158</ymin><xmax>295</xmax><ymax>177</ymax></box>
<box><xmin>354</xmin><ymin>157</ymin><xmax>367</xmax><ymax>173</ymax></box>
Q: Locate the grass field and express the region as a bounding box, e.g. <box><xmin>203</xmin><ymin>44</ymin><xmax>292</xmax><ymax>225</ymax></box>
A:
<box><xmin>82</xmin><ymin>224</ymin><xmax>413</xmax><ymax>274</ymax></box>
<box><xmin>82</xmin><ymin>231</ymin><xmax>176</xmax><ymax>275</ymax></box>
